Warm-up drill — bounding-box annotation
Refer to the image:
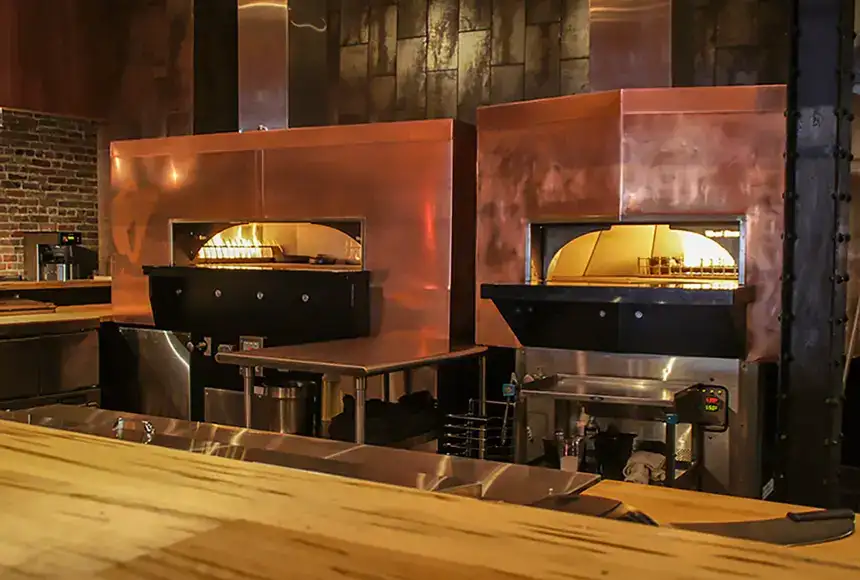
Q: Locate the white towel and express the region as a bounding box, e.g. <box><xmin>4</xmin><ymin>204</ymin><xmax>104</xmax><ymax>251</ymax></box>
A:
<box><xmin>623</xmin><ymin>450</ymin><xmax>667</xmax><ymax>484</ymax></box>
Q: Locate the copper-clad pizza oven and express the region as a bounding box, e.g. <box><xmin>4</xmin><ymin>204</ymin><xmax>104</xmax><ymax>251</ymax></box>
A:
<box><xmin>476</xmin><ymin>85</ymin><xmax>785</xmax><ymax>362</ymax></box>
<box><xmin>106</xmin><ymin>119</ymin><xmax>477</xmax><ymax>345</ymax></box>
<box><xmin>474</xmin><ymin>86</ymin><xmax>785</xmax><ymax>497</ymax></box>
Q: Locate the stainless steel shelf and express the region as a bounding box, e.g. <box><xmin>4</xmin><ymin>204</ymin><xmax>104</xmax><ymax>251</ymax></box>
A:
<box><xmin>521</xmin><ymin>374</ymin><xmax>692</xmax><ymax>408</ymax></box>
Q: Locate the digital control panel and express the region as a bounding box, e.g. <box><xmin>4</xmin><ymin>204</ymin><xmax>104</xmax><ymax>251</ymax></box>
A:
<box><xmin>703</xmin><ymin>395</ymin><xmax>722</xmax><ymax>413</ymax></box>
<box><xmin>675</xmin><ymin>384</ymin><xmax>729</xmax><ymax>432</ymax></box>
<box><xmin>58</xmin><ymin>231</ymin><xmax>82</xmax><ymax>246</ymax></box>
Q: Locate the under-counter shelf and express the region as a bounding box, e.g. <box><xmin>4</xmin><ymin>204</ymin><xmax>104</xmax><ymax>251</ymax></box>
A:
<box><xmin>0</xmin><ymin>330</ymin><xmax>99</xmax><ymax>401</ymax></box>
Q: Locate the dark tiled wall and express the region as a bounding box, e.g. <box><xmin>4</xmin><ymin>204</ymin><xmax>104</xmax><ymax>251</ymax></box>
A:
<box><xmin>690</xmin><ymin>0</ymin><xmax>788</xmax><ymax>86</ymax></box>
<box><xmin>0</xmin><ymin>110</ymin><xmax>99</xmax><ymax>278</ymax></box>
<box><xmin>326</xmin><ymin>0</ymin><xmax>590</xmax><ymax>125</ymax></box>
<box><xmin>312</xmin><ymin>0</ymin><xmax>787</xmax><ymax>128</ymax></box>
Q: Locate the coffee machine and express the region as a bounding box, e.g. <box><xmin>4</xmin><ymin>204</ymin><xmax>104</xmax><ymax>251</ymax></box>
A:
<box><xmin>22</xmin><ymin>232</ymin><xmax>96</xmax><ymax>281</ymax></box>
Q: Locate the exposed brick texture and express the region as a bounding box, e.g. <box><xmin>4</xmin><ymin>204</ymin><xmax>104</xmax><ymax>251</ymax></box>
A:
<box><xmin>0</xmin><ymin>109</ymin><xmax>99</xmax><ymax>278</ymax></box>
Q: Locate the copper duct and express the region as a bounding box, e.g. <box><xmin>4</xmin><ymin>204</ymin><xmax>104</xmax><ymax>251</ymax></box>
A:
<box><xmin>588</xmin><ymin>0</ymin><xmax>689</xmax><ymax>91</ymax></box>
<box><xmin>238</xmin><ymin>0</ymin><xmax>290</xmax><ymax>131</ymax></box>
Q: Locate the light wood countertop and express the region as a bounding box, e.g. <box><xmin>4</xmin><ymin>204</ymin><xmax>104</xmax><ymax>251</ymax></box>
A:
<box><xmin>584</xmin><ymin>479</ymin><xmax>858</xmax><ymax>561</ymax></box>
<box><xmin>0</xmin><ymin>304</ymin><xmax>113</xmax><ymax>338</ymax></box>
<box><xmin>0</xmin><ymin>279</ymin><xmax>111</xmax><ymax>291</ymax></box>
<box><xmin>0</xmin><ymin>419</ymin><xmax>857</xmax><ymax>579</ymax></box>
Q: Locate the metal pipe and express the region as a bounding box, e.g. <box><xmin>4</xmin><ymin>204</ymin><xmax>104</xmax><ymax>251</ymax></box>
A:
<box><xmin>355</xmin><ymin>376</ymin><xmax>367</xmax><ymax>444</ymax></box>
<box><xmin>242</xmin><ymin>366</ymin><xmax>254</xmax><ymax>428</ymax></box>
<box><xmin>665</xmin><ymin>421</ymin><xmax>677</xmax><ymax>488</ymax></box>
<box><xmin>383</xmin><ymin>373</ymin><xmax>390</xmax><ymax>403</ymax></box>
<box><xmin>403</xmin><ymin>369</ymin><xmax>413</xmax><ymax>395</ymax></box>
<box><xmin>478</xmin><ymin>355</ymin><xmax>488</xmax><ymax>459</ymax></box>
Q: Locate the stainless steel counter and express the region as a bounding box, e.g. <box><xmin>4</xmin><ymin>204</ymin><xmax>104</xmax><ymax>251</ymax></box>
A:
<box><xmin>215</xmin><ymin>335</ymin><xmax>488</xmax><ymax>376</ymax></box>
<box><xmin>215</xmin><ymin>335</ymin><xmax>490</xmax><ymax>444</ymax></box>
<box><xmin>0</xmin><ymin>405</ymin><xmax>599</xmax><ymax>508</ymax></box>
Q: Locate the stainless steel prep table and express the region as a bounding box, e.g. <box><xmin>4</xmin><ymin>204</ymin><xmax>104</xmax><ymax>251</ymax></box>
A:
<box><xmin>215</xmin><ymin>336</ymin><xmax>489</xmax><ymax>444</ymax></box>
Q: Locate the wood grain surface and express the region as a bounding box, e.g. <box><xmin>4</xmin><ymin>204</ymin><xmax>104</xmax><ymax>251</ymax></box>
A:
<box><xmin>584</xmin><ymin>480</ymin><xmax>860</xmax><ymax>561</ymax></box>
<box><xmin>0</xmin><ymin>304</ymin><xmax>112</xmax><ymax>339</ymax></box>
<box><xmin>0</xmin><ymin>420</ymin><xmax>858</xmax><ymax>579</ymax></box>
<box><xmin>0</xmin><ymin>280</ymin><xmax>111</xmax><ymax>291</ymax></box>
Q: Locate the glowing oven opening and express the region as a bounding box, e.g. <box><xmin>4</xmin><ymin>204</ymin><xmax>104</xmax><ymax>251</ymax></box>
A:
<box><xmin>540</xmin><ymin>223</ymin><xmax>742</xmax><ymax>290</ymax></box>
<box><xmin>171</xmin><ymin>220</ymin><xmax>363</xmax><ymax>269</ymax></box>
<box><xmin>198</xmin><ymin>223</ymin><xmax>277</xmax><ymax>262</ymax></box>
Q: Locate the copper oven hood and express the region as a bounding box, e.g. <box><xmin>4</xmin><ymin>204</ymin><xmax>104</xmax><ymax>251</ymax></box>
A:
<box><xmin>475</xmin><ymin>85</ymin><xmax>786</xmax><ymax>361</ymax></box>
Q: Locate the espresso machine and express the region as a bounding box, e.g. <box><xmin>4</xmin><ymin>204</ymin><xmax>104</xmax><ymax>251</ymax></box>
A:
<box><xmin>22</xmin><ymin>232</ymin><xmax>96</xmax><ymax>281</ymax></box>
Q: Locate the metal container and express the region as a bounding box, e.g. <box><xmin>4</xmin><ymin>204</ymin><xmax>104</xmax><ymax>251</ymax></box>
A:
<box><xmin>258</xmin><ymin>381</ymin><xmax>312</xmax><ymax>435</ymax></box>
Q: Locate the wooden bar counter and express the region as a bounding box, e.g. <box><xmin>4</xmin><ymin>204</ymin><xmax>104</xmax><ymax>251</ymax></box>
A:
<box><xmin>0</xmin><ymin>279</ymin><xmax>111</xmax><ymax>292</ymax></box>
<box><xmin>1</xmin><ymin>420</ymin><xmax>858</xmax><ymax>579</ymax></box>
<box><xmin>583</xmin><ymin>480</ymin><xmax>860</xmax><ymax>562</ymax></box>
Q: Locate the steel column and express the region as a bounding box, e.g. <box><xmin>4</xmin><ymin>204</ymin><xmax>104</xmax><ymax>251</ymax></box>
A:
<box><xmin>779</xmin><ymin>0</ymin><xmax>855</xmax><ymax>507</ymax></box>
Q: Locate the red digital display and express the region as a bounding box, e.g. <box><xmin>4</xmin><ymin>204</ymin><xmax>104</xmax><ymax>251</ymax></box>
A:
<box><xmin>705</xmin><ymin>396</ymin><xmax>720</xmax><ymax>405</ymax></box>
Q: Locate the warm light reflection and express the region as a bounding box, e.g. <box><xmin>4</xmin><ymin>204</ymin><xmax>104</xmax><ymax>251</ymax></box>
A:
<box><xmin>112</xmin><ymin>156</ymin><xmax>123</xmax><ymax>178</ymax></box>
<box><xmin>675</xmin><ymin>230</ymin><xmax>735</xmax><ymax>269</ymax></box>
<box><xmin>423</xmin><ymin>200</ymin><xmax>436</xmax><ymax>253</ymax></box>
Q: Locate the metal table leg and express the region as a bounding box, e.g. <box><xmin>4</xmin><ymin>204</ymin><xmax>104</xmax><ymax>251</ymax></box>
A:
<box><xmin>478</xmin><ymin>355</ymin><xmax>487</xmax><ymax>459</ymax></box>
<box><xmin>355</xmin><ymin>376</ymin><xmax>367</xmax><ymax>444</ymax></box>
<box><xmin>241</xmin><ymin>366</ymin><xmax>254</xmax><ymax>429</ymax></box>
<box><xmin>693</xmin><ymin>424</ymin><xmax>705</xmax><ymax>491</ymax></box>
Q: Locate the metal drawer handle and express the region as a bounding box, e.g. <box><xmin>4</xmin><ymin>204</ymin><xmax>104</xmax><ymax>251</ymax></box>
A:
<box><xmin>112</xmin><ymin>417</ymin><xmax>155</xmax><ymax>445</ymax></box>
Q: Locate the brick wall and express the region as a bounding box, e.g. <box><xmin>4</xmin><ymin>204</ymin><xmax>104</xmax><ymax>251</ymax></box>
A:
<box><xmin>0</xmin><ymin>109</ymin><xmax>99</xmax><ymax>278</ymax></box>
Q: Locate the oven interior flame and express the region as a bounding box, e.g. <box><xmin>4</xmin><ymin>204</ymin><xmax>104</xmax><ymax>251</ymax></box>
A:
<box><xmin>197</xmin><ymin>224</ymin><xmax>277</xmax><ymax>261</ymax></box>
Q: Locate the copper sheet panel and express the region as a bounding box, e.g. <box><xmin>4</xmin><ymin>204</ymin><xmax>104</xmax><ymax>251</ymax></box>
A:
<box><xmin>108</xmin><ymin>120</ymin><xmax>475</xmax><ymax>345</ymax></box>
<box><xmin>589</xmin><ymin>0</ymin><xmax>672</xmax><ymax>91</ymax></box>
<box><xmin>215</xmin><ymin>334</ymin><xmax>487</xmax><ymax>376</ymax></box>
<box><xmin>238</xmin><ymin>0</ymin><xmax>289</xmax><ymax>131</ymax></box>
<box><xmin>475</xmin><ymin>85</ymin><xmax>786</xmax><ymax>362</ymax></box>
<box><xmin>261</xmin><ymin>127</ymin><xmax>469</xmax><ymax>340</ymax></box>
<box><xmin>110</xmin><ymin>121</ymin><xmax>455</xmax><ymax>157</ymax></box>
<box><xmin>108</xmin><ymin>150</ymin><xmax>262</xmax><ymax>324</ymax></box>
<box><xmin>475</xmin><ymin>91</ymin><xmax>622</xmax><ymax>348</ymax></box>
